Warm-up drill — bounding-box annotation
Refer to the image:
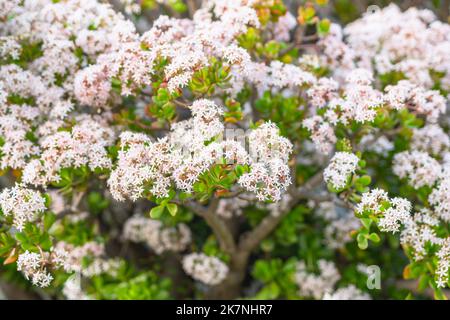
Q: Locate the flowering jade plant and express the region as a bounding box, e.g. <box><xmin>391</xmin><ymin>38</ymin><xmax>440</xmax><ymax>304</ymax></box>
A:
<box><xmin>0</xmin><ymin>0</ymin><xmax>449</xmax><ymax>300</ymax></box>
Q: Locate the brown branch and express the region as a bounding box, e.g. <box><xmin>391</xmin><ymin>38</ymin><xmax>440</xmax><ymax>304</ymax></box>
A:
<box><xmin>186</xmin><ymin>0</ymin><xmax>198</xmax><ymax>19</ymax></box>
<box><xmin>238</xmin><ymin>170</ymin><xmax>324</xmax><ymax>253</ymax></box>
<box><xmin>180</xmin><ymin>198</ymin><xmax>237</xmax><ymax>255</ymax></box>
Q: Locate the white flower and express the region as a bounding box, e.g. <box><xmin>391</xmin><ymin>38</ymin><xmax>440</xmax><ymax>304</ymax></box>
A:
<box><xmin>295</xmin><ymin>260</ymin><xmax>341</xmax><ymax>299</ymax></box>
<box><xmin>123</xmin><ymin>215</ymin><xmax>191</xmax><ymax>254</ymax></box>
<box><xmin>378</xmin><ymin>197</ymin><xmax>411</xmax><ymax>233</ymax></box>
<box><xmin>393</xmin><ymin>151</ymin><xmax>441</xmax><ymax>189</ymax></box>
<box><xmin>182</xmin><ymin>253</ymin><xmax>229</xmax><ymax>286</ymax></box>
<box><xmin>0</xmin><ymin>184</ymin><xmax>46</xmax><ymax>231</ymax></box>
<box><xmin>323</xmin><ymin>285</ymin><xmax>371</xmax><ymax>300</ymax></box>
<box><xmin>324</xmin><ymin>152</ymin><xmax>359</xmax><ymax>189</ymax></box>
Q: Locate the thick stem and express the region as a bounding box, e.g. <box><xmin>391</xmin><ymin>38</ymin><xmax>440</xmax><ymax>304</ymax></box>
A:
<box><xmin>183</xmin><ymin>198</ymin><xmax>236</xmax><ymax>255</ymax></box>
<box><xmin>206</xmin><ymin>171</ymin><xmax>324</xmax><ymax>299</ymax></box>
<box><xmin>239</xmin><ymin>171</ymin><xmax>323</xmax><ymax>253</ymax></box>
<box><xmin>205</xmin><ymin>251</ymin><xmax>249</xmax><ymax>299</ymax></box>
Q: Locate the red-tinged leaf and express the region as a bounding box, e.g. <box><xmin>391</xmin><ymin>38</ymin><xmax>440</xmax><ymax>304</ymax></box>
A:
<box><xmin>3</xmin><ymin>248</ymin><xmax>18</xmax><ymax>265</ymax></box>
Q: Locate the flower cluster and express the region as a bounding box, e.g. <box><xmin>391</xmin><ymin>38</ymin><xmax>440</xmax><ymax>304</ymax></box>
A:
<box><xmin>295</xmin><ymin>259</ymin><xmax>340</xmax><ymax>299</ymax></box>
<box><xmin>429</xmin><ymin>168</ymin><xmax>450</xmax><ymax>223</ymax></box>
<box><xmin>316</xmin><ymin>201</ymin><xmax>361</xmax><ymax>249</ymax></box>
<box><xmin>16</xmin><ymin>249</ymin><xmax>68</xmax><ymax>288</ymax></box>
<box><xmin>393</xmin><ymin>151</ymin><xmax>441</xmax><ymax>189</ymax></box>
<box><xmin>356</xmin><ymin>189</ymin><xmax>411</xmax><ymax>233</ymax></box>
<box><xmin>182</xmin><ymin>253</ymin><xmax>229</xmax><ymax>286</ymax></box>
<box><xmin>384</xmin><ymin>80</ymin><xmax>446</xmax><ymax>122</ymax></box>
<box><xmin>321</xmin><ymin>4</ymin><xmax>450</xmax><ymax>90</ymax></box>
<box><xmin>55</xmin><ymin>241</ymin><xmax>120</xmax><ymax>278</ymax></box>
<box><xmin>356</xmin><ymin>183</ymin><xmax>449</xmax><ymax>287</ymax></box>
<box><xmin>322</xmin><ymin>285</ymin><xmax>371</xmax><ymax>300</ymax></box>
<box><xmin>295</xmin><ymin>260</ymin><xmax>370</xmax><ymax>300</ymax></box>
<box><xmin>0</xmin><ymin>184</ymin><xmax>46</xmax><ymax>231</ymax></box>
<box><xmin>22</xmin><ymin>117</ymin><xmax>115</xmax><ymax>187</ymax></box>
<box><xmin>411</xmin><ymin>124</ymin><xmax>450</xmax><ymax>156</ymax></box>
<box><xmin>323</xmin><ymin>152</ymin><xmax>359</xmax><ymax>190</ymax></box>
<box><xmin>109</xmin><ymin>100</ymin><xmax>292</xmax><ymax>202</ymax></box>
<box><xmin>123</xmin><ymin>215</ymin><xmax>191</xmax><ymax>254</ymax></box>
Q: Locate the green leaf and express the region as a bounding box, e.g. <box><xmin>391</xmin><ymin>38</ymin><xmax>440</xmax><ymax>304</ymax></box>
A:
<box><xmin>43</xmin><ymin>212</ymin><xmax>56</xmax><ymax>231</ymax></box>
<box><xmin>357</xmin><ymin>233</ymin><xmax>368</xmax><ymax>249</ymax></box>
<box><xmin>15</xmin><ymin>232</ymin><xmax>28</xmax><ymax>244</ymax></box>
<box><xmin>298</xmin><ymin>6</ymin><xmax>315</xmax><ymax>25</ymax></box>
<box><xmin>358</xmin><ymin>160</ymin><xmax>366</xmax><ymax>168</ymax></box>
<box><xmin>357</xmin><ymin>175</ymin><xmax>371</xmax><ymax>186</ymax></box>
<box><xmin>360</xmin><ymin>218</ymin><xmax>372</xmax><ymax>230</ymax></box>
<box><xmin>434</xmin><ymin>288</ymin><xmax>448</xmax><ymax>300</ymax></box>
<box><xmin>39</xmin><ymin>233</ymin><xmax>52</xmax><ymax>251</ymax></box>
<box><xmin>150</xmin><ymin>205</ymin><xmax>164</xmax><ymax>219</ymax></box>
<box><xmin>317</xmin><ymin>19</ymin><xmax>330</xmax><ymax>36</ymax></box>
<box><xmin>418</xmin><ymin>275</ymin><xmax>430</xmax><ymax>292</ymax></box>
<box><xmin>166</xmin><ymin>203</ymin><xmax>178</xmax><ymax>216</ymax></box>
<box><xmin>368</xmin><ymin>233</ymin><xmax>380</xmax><ymax>243</ymax></box>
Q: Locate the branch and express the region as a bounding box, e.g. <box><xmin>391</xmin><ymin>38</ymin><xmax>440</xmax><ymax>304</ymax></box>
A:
<box><xmin>238</xmin><ymin>170</ymin><xmax>324</xmax><ymax>253</ymax></box>
<box><xmin>186</xmin><ymin>0</ymin><xmax>198</xmax><ymax>18</ymax></box>
<box><xmin>181</xmin><ymin>198</ymin><xmax>237</xmax><ymax>255</ymax></box>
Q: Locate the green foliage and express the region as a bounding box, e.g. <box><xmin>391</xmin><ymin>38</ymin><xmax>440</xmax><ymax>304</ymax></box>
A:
<box><xmin>252</xmin><ymin>258</ymin><xmax>298</xmax><ymax>299</ymax></box>
<box><xmin>255</xmin><ymin>91</ymin><xmax>305</xmax><ymax>139</ymax></box>
<box><xmin>189</xmin><ymin>58</ymin><xmax>231</xmax><ymax>96</ymax></box>
<box><xmin>90</xmin><ymin>265</ymin><xmax>172</xmax><ymax>300</ymax></box>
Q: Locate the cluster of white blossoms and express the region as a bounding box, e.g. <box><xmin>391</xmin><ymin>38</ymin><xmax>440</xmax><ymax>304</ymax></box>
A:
<box><xmin>182</xmin><ymin>253</ymin><xmax>229</xmax><ymax>286</ymax></box>
<box><xmin>76</xmin><ymin>0</ymin><xmax>265</xmax><ymax>97</ymax></box>
<box><xmin>302</xmin><ymin>72</ymin><xmax>447</xmax><ymax>156</ymax></box>
<box><xmin>303</xmin><ymin>4</ymin><xmax>449</xmax><ymax>165</ymax></box>
<box><xmin>295</xmin><ymin>260</ymin><xmax>340</xmax><ymax>299</ymax></box>
<box><xmin>0</xmin><ymin>36</ymin><xmax>21</xmax><ymax>60</ymax></box>
<box><xmin>62</xmin><ymin>274</ymin><xmax>91</xmax><ymax>300</ymax></box>
<box><xmin>435</xmin><ymin>239</ymin><xmax>450</xmax><ymax>288</ymax></box>
<box><xmin>54</xmin><ymin>241</ymin><xmax>120</xmax><ymax>278</ymax></box>
<box><xmin>357</xmin><ymin>188</ymin><xmax>449</xmax><ymax>287</ymax></box>
<box><xmin>238</xmin><ymin>122</ymin><xmax>293</xmax><ymax>201</ymax></box>
<box><xmin>360</xmin><ymin>133</ymin><xmax>394</xmax><ymax>156</ymax></box>
<box><xmin>316</xmin><ymin>201</ymin><xmax>361</xmax><ymax>249</ymax></box>
<box><xmin>109</xmin><ymin>100</ymin><xmax>292</xmax><ymax>202</ymax></box>
<box><xmin>411</xmin><ymin>124</ymin><xmax>450</xmax><ymax>156</ymax></box>
<box><xmin>0</xmin><ymin>184</ymin><xmax>46</xmax><ymax>231</ymax></box>
<box><xmin>389</xmin><ymin>127</ymin><xmax>450</xmax><ymax>288</ymax></box>
<box><xmin>378</xmin><ymin>197</ymin><xmax>413</xmax><ymax>233</ymax></box>
<box><xmin>393</xmin><ymin>151</ymin><xmax>441</xmax><ymax>189</ymax></box>
<box><xmin>323</xmin><ymin>152</ymin><xmax>359</xmax><ymax>190</ymax></box>
<box><xmin>400</xmin><ymin>208</ymin><xmax>449</xmax><ymax>287</ymax></box>
<box><xmin>22</xmin><ymin>116</ymin><xmax>115</xmax><ymax>187</ymax></box>
<box><xmin>384</xmin><ymin>80</ymin><xmax>446</xmax><ymax>123</ymax></box>
<box><xmin>329</xmin><ymin>68</ymin><xmax>384</xmax><ymax>124</ymax></box>
<box><xmin>302</xmin><ymin>115</ymin><xmax>336</xmax><ymax>154</ymax></box>
<box><xmin>0</xmin><ymin>0</ymin><xmax>129</xmax><ymax>175</ymax></box>
<box><xmin>16</xmin><ymin>249</ymin><xmax>68</xmax><ymax>288</ymax></box>
<box><xmin>216</xmin><ymin>197</ymin><xmax>250</xmax><ymax>219</ymax></box>
<box><xmin>119</xmin><ymin>0</ymin><xmax>141</xmax><ymax>15</ymax></box>
<box><xmin>123</xmin><ymin>215</ymin><xmax>191</xmax><ymax>254</ymax></box>
<box><xmin>321</xmin><ymin>4</ymin><xmax>450</xmax><ymax>90</ymax></box>
<box><xmin>429</xmin><ymin>168</ymin><xmax>450</xmax><ymax>223</ymax></box>
<box><xmin>108</xmin><ymin>132</ymin><xmax>179</xmax><ymax>201</ymax></box>
<box><xmin>322</xmin><ymin>285</ymin><xmax>371</xmax><ymax>300</ymax></box>
<box><xmin>356</xmin><ymin>189</ymin><xmax>411</xmax><ymax>233</ymax></box>
<box><xmin>295</xmin><ymin>259</ymin><xmax>369</xmax><ymax>300</ymax></box>
<box><xmin>83</xmin><ymin>0</ymin><xmax>317</xmax><ymax>99</ymax></box>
